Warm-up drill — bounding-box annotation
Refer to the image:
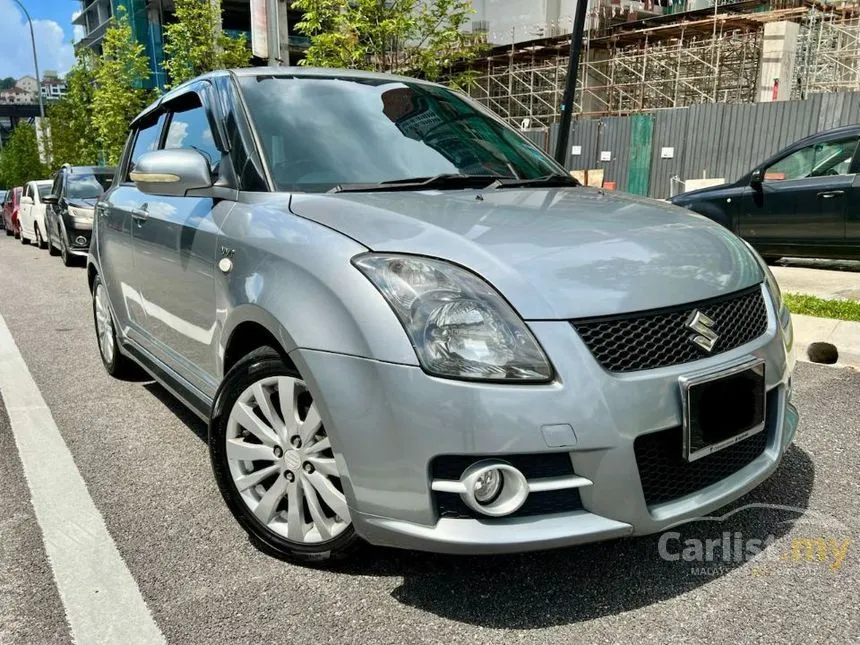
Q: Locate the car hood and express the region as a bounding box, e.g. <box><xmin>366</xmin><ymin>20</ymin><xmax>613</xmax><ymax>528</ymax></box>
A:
<box><xmin>289</xmin><ymin>188</ymin><xmax>764</xmax><ymax>319</ymax></box>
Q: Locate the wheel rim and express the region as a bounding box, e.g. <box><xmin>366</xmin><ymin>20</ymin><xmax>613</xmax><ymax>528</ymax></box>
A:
<box><xmin>94</xmin><ymin>284</ymin><xmax>115</xmax><ymax>365</ymax></box>
<box><xmin>226</xmin><ymin>376</ymin><xmax>350</xmax><ymax>544</ymax></box>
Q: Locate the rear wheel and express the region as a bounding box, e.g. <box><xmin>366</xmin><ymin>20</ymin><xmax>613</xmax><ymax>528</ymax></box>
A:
<box><xmin>210</xmin><ymin>347</ymin><xmax>360</xmax><ymax>564</ymax></box>
<box><xmin>20</xmin><ymin>229</ymin><xmax>30</xmax><ymax>244</ymax></box>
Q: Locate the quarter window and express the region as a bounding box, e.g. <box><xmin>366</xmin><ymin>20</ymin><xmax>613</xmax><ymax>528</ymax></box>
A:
<box><xmin>164</xmin><ymin>97</ymin><xmax>220</xmax><ymax>168</ymax></box>
<box><xmin>765</xmin><ymin>137</ymin><xmax>858</xmax><ymax>181</ymax></box>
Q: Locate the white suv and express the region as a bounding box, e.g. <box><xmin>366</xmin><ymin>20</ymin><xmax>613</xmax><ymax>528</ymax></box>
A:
<box><xmin>18</xmin><ymin>179</ymin><xmax>53</xmax><ymax>249</ymax></box>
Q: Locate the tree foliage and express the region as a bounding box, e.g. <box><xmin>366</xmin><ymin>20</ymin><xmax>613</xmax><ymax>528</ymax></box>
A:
<box><xmin>0</xmin><ymin>124</ymin><xmax>48</xmax><ymax>188</ymax></box>
<box><xmin>92</xmin><ymin>7</ymin><xmax>152</xmax><ymax>165</ymax></box>
<box><xmin>163</xmin><ymin>0</ymin><xmax>251</xmax><ymax>87</ymax></box>
<box><xmin>292</xmin><ymin>0</ymin><xmax>486</xmax><ymax>82</ymax></box>
<box><xmin>0</xmin><ymin>77</ymin><xmax>15</xmax><ymax>90</ymax></box>
<box><xmin>44</xmin><ymin>51</ymin><xmax>100</xmax><ymax>167</ymax></box>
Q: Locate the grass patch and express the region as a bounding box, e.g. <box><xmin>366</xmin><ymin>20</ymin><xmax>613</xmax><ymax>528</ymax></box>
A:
<box><xmin>784</xmin><ymin>293</ymin><xmax>860</xmax><ymax>322</ymax></box>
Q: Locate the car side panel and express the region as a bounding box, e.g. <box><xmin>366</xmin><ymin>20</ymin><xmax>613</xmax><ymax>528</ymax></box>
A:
<box><xmin>214</xmin><ymin>197</ymin><xmax>418</xmax><ymax>382</ymax></box>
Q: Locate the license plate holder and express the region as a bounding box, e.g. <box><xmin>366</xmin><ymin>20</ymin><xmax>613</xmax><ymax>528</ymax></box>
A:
<box><xmin>680</xmin><ymin>359</ymin><xmax>766</xmax><ymax>462</ymax></box>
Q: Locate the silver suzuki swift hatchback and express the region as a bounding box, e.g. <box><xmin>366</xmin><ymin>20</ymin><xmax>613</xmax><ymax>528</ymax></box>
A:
<box><xmin>89</xmin><ymin>68</ymin><xmax>798</xmax><ymax>563</ymax></box>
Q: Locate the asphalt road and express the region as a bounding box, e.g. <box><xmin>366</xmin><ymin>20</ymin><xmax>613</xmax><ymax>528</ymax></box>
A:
<box><xmin>0</xmin><ymin>237</ymin><xmax>859</xmax><ymax>645</ymax></box>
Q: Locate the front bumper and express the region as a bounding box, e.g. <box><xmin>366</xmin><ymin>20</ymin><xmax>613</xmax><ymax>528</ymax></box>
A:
<box><xmin>290</xmin><ymin>285</ymin><xmax>797</xmax><ymax>554</ymax></box>
<box><xmin>62</xmin><ymin>218</ymin><xmax>93</xmax><ymax>255</ymax></box>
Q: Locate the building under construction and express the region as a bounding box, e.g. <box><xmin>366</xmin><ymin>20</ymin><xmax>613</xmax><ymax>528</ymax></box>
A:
<box><xmin>465</xmin><ymin>0</ymin><xmax>860</xmax><ymax>127</ymax></box>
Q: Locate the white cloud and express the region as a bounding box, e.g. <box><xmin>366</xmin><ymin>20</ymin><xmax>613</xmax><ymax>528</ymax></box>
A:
<box><xmin>0</xmin><ymin>0</ymin><xmax>76</xmax><ymax>79</ymax></box>
<box><xmin>72</xmin><ymin>11</ymin><xmax>85</xmax><ymax>43</ymax></box>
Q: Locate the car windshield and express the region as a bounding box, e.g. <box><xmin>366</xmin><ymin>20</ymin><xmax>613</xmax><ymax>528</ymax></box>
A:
<box><xmin>238</xmin><ymin>75</ymin><xmax>564</xmax><ymax>192</ymax></box>
<box><xmin>37</xmin><ymin>184</ymin><xmax>52</xmax><ymax>198</ymax></box>
<box><xmin>67</xmin><ymin>173</ymin><xmax>112</xmax><ymax>200</ymax></box>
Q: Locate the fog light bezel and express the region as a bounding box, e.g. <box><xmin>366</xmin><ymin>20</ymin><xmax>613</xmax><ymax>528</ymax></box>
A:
<box><xmin>459</xmin><ymin>460</ymin><xmax>529</xmax><ymax>517</ymax></box>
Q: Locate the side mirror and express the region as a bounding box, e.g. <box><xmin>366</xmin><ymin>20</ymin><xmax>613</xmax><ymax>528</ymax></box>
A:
<box><xmin>130</xmin><ymin>149</ymin><xmax>213</xmax><ymax>197</ymax></box>
<box><xmin>20</xmin><ymin>195</ymin><xmax>33</xmax><ymax>206</ymax></box>
<box><xmin>750</xmin><ymin>169</ymin><xmax>764</xmax><ymax>186</ymax></box>
<box><xmin>42</xmin><ymin>194</ymin><xmax>58</xmax><ymax>205</ymax></box>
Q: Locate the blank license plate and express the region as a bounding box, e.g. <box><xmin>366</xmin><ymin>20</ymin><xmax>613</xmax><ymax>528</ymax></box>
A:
<box><xmin>680</xmin><ymin>360</ymin><xmax>766</xmax><ymax>462</ymax></box>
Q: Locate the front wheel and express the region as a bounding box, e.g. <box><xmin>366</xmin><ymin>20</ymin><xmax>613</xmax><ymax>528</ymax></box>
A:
<box><xmin>20</xmin><ymin>230</ymin><xmax>30</xmax><ymax>244</ymax></box>
<box><xmin>34</xmin><ymin>225</ymin><xmax>46</xmax><ymax>250</ymax></box>
<box><xmin>60</xmin><ymin>234</ymin><xmax>76</xmax><ymax>266</ymax></box>
<box><xmin>92</xmin><ymin>275</ymin><xmax>138</xmax><ymax>378</ymax></box>
<box><xmin>209</xmin><ymin>347</ymin><xmax>360</xmax><ymax>564</ymax></box>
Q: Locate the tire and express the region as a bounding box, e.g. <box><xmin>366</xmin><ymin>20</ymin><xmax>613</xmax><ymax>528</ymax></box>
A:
<box><xmin>209</xmin><ymin>347</ymin><xmax>360</xmax><ymax>564</ymax></box>
<box><xmin>60</xmin><ymin>234</ymin><xmax>76</xmax><ymax>266</ymax></box>
<box><xmin>92</xmin><ymin>275</ymin><xmax>138</xmax><ymax>378</ymax></box>
<box><xmin>20</xmin><ymin>231</ymin><xmax>30</xmax><ymax>245</ymax></box>
<box><xmin>5</xmin><ymin>226</ymin><xmax>12</xmax><ymax>236</ymax></box>
<box><xmin>34</xmin><ymin>225</ymin><xmax>46</xmax><ymax>250</ymax></box>
<box><xmin>48</xmin><ymin>240</ymin><xmax>59</xmax><ymax>256</ymax></box>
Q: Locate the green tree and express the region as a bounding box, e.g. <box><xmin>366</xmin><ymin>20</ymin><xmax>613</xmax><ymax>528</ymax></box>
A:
<box><xmin>44</xmin><ymin>51</ymin><xmax>100</xmax><ymax>166</ymax></box>
<box><xmin>162</xmin><ymin>0</ymin><xmax>251</xmax><ymax>87</ymax></box>
<box><xmin>0</xmin><ymin>124</ymin><xmax>48</xmax><ymax>188</ymax></box>
<box><xmin>92</xmin><ymin>6</ymin><xmax>152</xmax><ymax>164</ymax></box>
<box><xmin>292</xmin><ymin>0</ymin><xmax>486</xmax><ymax>82</ymax></box>
<box><xmin>0</xmin><ymin>77</ymin><xmax>15</xmax><ymax>90</ymax></box>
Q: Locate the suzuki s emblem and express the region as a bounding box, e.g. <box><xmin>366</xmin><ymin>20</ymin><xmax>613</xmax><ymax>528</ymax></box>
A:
<box><xmin>685</xmin><ymin>310</ymin><xmax>719</xmax><ymax>352</ymax></box>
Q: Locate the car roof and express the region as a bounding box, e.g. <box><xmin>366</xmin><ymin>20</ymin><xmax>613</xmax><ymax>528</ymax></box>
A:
<box><xmin>788</xmin><ymin>124</ymin><xmax>860</xmax><ymax>149</ymax></box>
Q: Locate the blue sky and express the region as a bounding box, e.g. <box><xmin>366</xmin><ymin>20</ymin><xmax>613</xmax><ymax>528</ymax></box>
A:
<box><xmin>0</xmin><ymin>0</ymin><xmax>79</xmax><ymax>79</ymax></box>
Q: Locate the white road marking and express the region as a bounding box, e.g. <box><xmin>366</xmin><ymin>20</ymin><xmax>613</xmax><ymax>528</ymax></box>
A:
<box><xmin>0</xmin><ymin>314</ymin><xmax>166</xmax><ymax>645</ymax></box>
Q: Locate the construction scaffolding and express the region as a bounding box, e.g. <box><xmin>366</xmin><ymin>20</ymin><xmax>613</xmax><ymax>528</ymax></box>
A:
<box><xmin>795</xmin><ymin>8</ymin><xmax>860</xmax><ymax>97</ymax></box>
<box><xmin>465</xmin><ymin>1</ymin><xmax>860</xmax><ymax>128</ymax></box>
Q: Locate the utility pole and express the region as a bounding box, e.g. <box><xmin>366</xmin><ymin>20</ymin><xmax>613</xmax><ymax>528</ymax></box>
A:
<box><xmin>264</xmin><ymin>0</ymin><xmax>291</xmax><ymax>66</ymax></box>
<box><xmin>553</xmin><ymin>0</ymin><xmax>589</xmax><ymax>165</ymax></box>
<box><xmin>12</xmin><ymin>0</ymin><xmax>45</xmax><ymax>119</ymax></box>
<box><xmin>278</xmin><ymin>0</ymin><xmax>291</xmax><ymax>66</ymax></box>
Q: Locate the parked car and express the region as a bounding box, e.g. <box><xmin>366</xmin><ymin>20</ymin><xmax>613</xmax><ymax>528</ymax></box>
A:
<box><xmin>0</xmin><ymin>190</ymin><xmax>6</xmax><ymax>226</ymax></box>
<box><xmin>44</xmin><ymin>164</ymin><xmax>115</xmax><ymax>266</ymax></box>
<box><xmin>2</xmin><ymin>186</ymin><xmax>22</xmax><ymax>237</ymax></box>
<box><xmin>90</xmin><ymin>69</ymin><xmax>797</xmax><ymax>563</ymax></box>
<box><xmin>670</xmin><ymin>125</ymin><xmax>860</xmax><ymax>261</ymax></box>
<box><xmin>18</xmin><ymin>179</ymin><xmax>54</xmax><ymax>248</ymax></box>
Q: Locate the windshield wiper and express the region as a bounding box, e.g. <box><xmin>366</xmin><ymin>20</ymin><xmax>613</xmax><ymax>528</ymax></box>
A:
<box><xmin>328</xmin><ymin>174</ymin><xmax>503</xmax><ymax>193</ymax></box>
<box><xmin>488</xmin><ymin>174</ymin><xmax>579</xmax><ymax>189</ymax></box>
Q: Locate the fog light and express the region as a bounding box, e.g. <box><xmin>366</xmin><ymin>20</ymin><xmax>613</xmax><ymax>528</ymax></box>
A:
<box><xmin>75</xmin><ymin>235</ymin><xmax>87</xmax><ymax>246</ymax></box>
<box><xmin>459</xmin><ymin>460</ymin><xmax>529</xmax><ymax>517</ymax></box>
<box><xmin>473</xmin><ymin>468</ymin><xmax>502</xmax><ymax>504</ymax></box>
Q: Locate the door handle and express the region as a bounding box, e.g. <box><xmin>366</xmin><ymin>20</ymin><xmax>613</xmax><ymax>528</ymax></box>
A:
<box><xmin>131</xmin><ymin>203</ymin><xmax>149</xmax><ymax>222</ymax></box>
<box><xmin>817</xmin><ymin>190</ymin><xmax>844</xmax><ymax>199</ymax></box>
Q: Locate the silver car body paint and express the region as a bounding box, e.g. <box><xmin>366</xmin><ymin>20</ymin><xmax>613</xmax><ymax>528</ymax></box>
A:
<box><xmin>91</xmin><ymin>70</ymin><xmax>797</xmax><ymax>555</ymax></box>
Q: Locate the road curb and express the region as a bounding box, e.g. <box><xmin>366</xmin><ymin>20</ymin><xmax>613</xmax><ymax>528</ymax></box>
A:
<box><xmin>791</xmin><ymin>313</ymin><xmax>860</xmax><ymax>369</ymax></box>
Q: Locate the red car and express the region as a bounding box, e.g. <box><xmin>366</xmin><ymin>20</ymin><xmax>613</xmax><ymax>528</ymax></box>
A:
<box><xmin>2</xmin><ymin>186</ymin><xmax>23</xmax><ymax>237</ymax></box>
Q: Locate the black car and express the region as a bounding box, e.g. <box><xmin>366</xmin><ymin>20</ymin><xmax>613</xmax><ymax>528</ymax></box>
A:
<box><xmin>670</xmin><ymin>125</ymin><xmax>860</xmax><ymax>261</ymax></box>
<box><xmin>44</xmin><ymin>164</ymin><xmax>115</xmax><ymax>266</ymax></box>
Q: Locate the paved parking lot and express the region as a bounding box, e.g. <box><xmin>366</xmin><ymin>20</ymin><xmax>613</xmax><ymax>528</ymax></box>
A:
<box><xmin>0</xmin><ymin>238</ymin><xmax>859</xmax><ymax>645</ymax></box>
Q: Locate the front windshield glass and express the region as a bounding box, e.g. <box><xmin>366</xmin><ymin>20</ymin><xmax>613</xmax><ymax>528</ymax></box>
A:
<box><xmin>238</xmin><ymin>76</ymin><xmax>563</xmax><ymax>192</ymax></box>
<box><xmin>67</xmin><ymin>173</ymin><xmax>112</xmax><ymax>200</ymax></box>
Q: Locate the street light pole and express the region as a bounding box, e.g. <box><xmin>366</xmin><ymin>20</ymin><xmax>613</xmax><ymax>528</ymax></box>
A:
<box><xmin>553</xmin><ymin>0</ymin><xmax>589</xmax><ymax>165</ymax></box>
<box><xmin>12</xmin><ymin>0</ymin><xmax>46</xmax><ymax>119</ymax></box>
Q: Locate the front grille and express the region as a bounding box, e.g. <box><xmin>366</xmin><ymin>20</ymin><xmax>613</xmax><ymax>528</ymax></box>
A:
<box><xmin>431</xmin><ymin>452</ymin><xmax>583</xmax><ymax>519</ymax></box>
<box><xmin>635</xmin><ymin>421</ymin><xmax>770</xmax><ymax>507</ymax></box>
<box><xmin>572</xmin><ymin>286</ymin><xmax>768</xmax><ymax>372</ymax></box>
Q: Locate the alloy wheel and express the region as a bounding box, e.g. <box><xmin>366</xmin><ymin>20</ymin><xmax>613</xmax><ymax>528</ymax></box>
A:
<box><xmin>34</xmin><ymin>226</ymin><xmax>43</xmax><ymax>249</ymax></box>
<box><xmin>94</xmin><ymin>284</ymin><xmax>115</xmax><ymax>365</ymax></box>
<box><xmin>225</xmin><ymin>376</ymin><xmax>350</xmax><ymax>544</ymax></box>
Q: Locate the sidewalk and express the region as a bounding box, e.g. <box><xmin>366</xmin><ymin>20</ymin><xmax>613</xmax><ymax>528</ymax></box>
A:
<box><xmin>772</xmin><ymin>263</ymin><xmax>860</xmax><ymax>301</ymax></box>
<box><xmin>791</xmin><ymin>314</ymin><xmax>860</xmax><ymax>369</ymax></box>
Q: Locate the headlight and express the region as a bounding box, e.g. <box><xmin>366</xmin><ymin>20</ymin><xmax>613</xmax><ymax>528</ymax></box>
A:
<box><xmin>353</xmin><ymin>254</ymin><xmax>553</xmax><ymax>382</ymax></box>
<box><xmin>742</xmin><ymin>241</ymin><xmax>782</xmax><ymax>311</ymax></box>
<box><xmin>68</xmin><ymin>205</ymin><xmax>93</xmax><ymax>225</ymax></box>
